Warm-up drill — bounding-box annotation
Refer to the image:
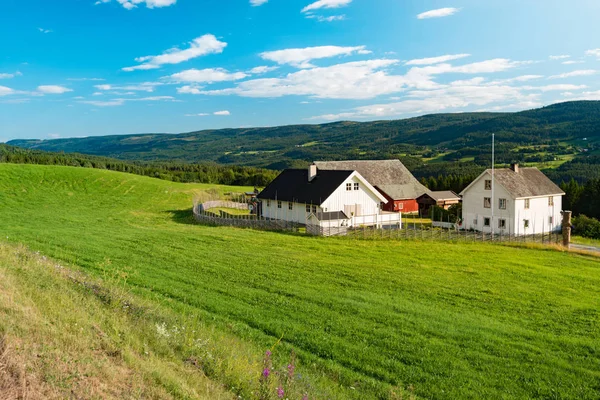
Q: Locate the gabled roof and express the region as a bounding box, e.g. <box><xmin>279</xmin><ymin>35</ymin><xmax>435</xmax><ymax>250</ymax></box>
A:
<box><xmin>460</xmin><ymin>167</ymin><xmax>565</xmax><ymax>199</ymax></box>
<box><xmin>314</xmin><ymin>159</ymin><xmax>429</xmax><ymax>200</ymax></box>
<box><xmin>257</xmin><ymin>169</ymin><xmax>353</xmax><ymax>205</ymax></box>
<box><xmin>418</xmin><ymin>190</ymin><xmax>461</xmax><ymax>201</ymax></box>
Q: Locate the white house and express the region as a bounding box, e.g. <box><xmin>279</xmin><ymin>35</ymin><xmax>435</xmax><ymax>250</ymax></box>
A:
<box><xmin>257</xmin><ymin>165</ymin><xmax>401</xmax><ymax>228</ymax></box>
<box><xmin>460</xmin><ymin>164</ymin><xmax>565</xmax><ymax>236</ymax></box>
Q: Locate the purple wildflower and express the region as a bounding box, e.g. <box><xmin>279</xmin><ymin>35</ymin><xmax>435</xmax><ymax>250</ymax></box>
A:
<box><xmin>262</xmin><ymin>368</ymin><xmax>270</xmax><ymax>378</ymax></box>
<box><xmin>287</xmin><ymin>363</ymin><xmax>295</xmax><ymax>379</ymax></box>
<box><xmin>277</xmin><ymin>386</ymin><xmax>285</xmax><ymax>398</ymax></box>
<box><xmin>302</xmin><ymin>396</ymin><xmax>308</xmax><ymax>400</ymax></box>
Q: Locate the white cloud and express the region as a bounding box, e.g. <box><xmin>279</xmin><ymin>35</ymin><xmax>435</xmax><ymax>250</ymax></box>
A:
<box><xmin>312</xmin><ymin>83</ymin><xmax>538</xmax><ymax>120</ymax></box>
<box><xmin>96</xmin><ymin>0</ymin><xmax>177</xmax><ymax>10</ymax></box>
<box><xmin>524</xmin><ymin>84</ymin><xmax>587</xmax><ymax>92</ymax></box>
<box><xmin>562</xmin><ymin>60</ymin><xmax>584</xmax><ymax>65</ymax></box>
<box><xmin>169</xmin><ymin>68</ymin><xmax>248</xmax><ymax>83</ymax></box>
<box><xmin>0</xmin><ymin>86</ymin><xmax>15</xmax><ymax>96</ymax></box>
<box><xmin>562</xmin><ymin>90</ymin><xmax>600</xmax><ymax>101</ymax></box>
<box><xmin>306</xmin><ymin>14</ymin><xmax>346</xmax><ymax>22</ymax></box>
<box><xmin>417</xmin><ymin>7</ymin><xmax>460</xmax><ymax>19</ymax></box>
<box><xmin>405</xmin><ymin>54</ymin><xmax>470</xmax><ymax>66</ymax></box>
<box><xmin>548</xmin><ymin>70</ymin><xmax>596</xmax><ymax>79</ymax></box>
<box><xmin>48</xmin><ymin>133</ymin><xmax>61</xmax><ymax>139</ymax></box>
<box><xmin>585</xmin><ymin>49</ymin><xmax>600</xmax><ymax>58</ymax></box>
<box><xmin>193</xmin><ymin>57</ymin><xmax>531</xmax><ymax>100</ymax></box>
<box><xmin>197</xmin><ymin>60</ymin><xmax>404</xmax><ymax>99</ymax></box>
<box><xmin>37</xmin><ymin>85</ymin><xmax>73</xmax><ymax>94</ymax></box>
<box><xmin>249</xmin><ymin>66</ymin><xmax>279</xmax><ymax>74</ymax></box>
<box><xmin>549</xmin><ymin>55</ymin><xmax>570</xmax><ymax>60</ymax></box>
<box><xmin>177</xmin><ymin>85</ymin><xmax>203</xmax><ymax>94</ymax></box>
<box><xmin>67</xmin><ymin>77</ymin><xmax>105</xmax><ymax>81</ymax></box>
<box><xmin>123</xmin><ymin>34</ymin><xmax>227</xmax><ymax>71</ymax></box>
<box><xmin>79</xmin><ymin>96</ymin><xmax>175</xmax><ymax>107</ymax></box>
<box><xmin>0</xmin><ymin>71</ymin><xmax>22</xmax><ymax>79</ymax></box>
<box><xmin>302</xmin><ymin>0</ymin><xmax>352</xmax><ymax>13</ymax></box>
<box><xmin>94</xmin><ymin>82</ymin><xmax>162</xmax><ymax>92</ymax></box>
<box><xmin>38</xmin><ymin>28</ymin><xmax>52</xmax><ymax>34</ymax></box>
<box><xmin>260</xmin><ymin>45</ymin><xmax>370</xmax><ymax>68</ymax></box>
<box><xmin>493</xmin><ymin>75</ymin><xmax>544</xmax><ymax>83</ymax></box>
<box><xmin>185</xmin><ymin>113</ymin><xmax>210</xmax><ymax>116</ymax></box>
<box><xmin>250</xmin><ymin>0</ymin><xmax>268</xmax><ymax>5</ymax></box>
<box><xmin>213</xmin><ymin>110</ymin><xmax>231</xmax><ymax>116</ymax></box>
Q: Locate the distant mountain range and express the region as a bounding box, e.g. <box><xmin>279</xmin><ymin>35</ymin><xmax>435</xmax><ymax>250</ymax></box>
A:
<box><xmin>8</xmin><ymin>101</ymin><xmax>600</xmax><ymax>169</ymax></box>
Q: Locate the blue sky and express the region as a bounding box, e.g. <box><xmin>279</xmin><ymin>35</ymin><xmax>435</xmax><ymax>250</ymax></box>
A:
<box><xmin>2</xmin><ymin>0</ymin><xmax>600</xmax><ymax>140</ymax></box>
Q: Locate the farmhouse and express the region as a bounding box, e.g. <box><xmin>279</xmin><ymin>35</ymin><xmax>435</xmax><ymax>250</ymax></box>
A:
<box><xmin>314</xmin><ymin>160</ymin><xmax>430</xmax><ymax>213</ymax></box>
<box><xmin>257</xmin><ymin>165</ymin><xmax>401</xmax><ymax>228</ymax></box>
<box><xmin>417</xmin><ymin>191</ymin><xmax>461</xmax><ymax>215</ymax></box>
<box><xmin>460</xmin><ymin>164</ymin><xmax>565</xmax><ymax>235</ymax></box>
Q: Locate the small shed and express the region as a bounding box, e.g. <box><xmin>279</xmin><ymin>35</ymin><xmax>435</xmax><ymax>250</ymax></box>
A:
<box><xmin>306</xmin><ymin>211</ymin><xmax>350</xmax><ymax>236</ymax></box>
<box><xmin>417</xmin><ymin>191</ymin><xmax>461</xmax><ymax>215</ymax></box>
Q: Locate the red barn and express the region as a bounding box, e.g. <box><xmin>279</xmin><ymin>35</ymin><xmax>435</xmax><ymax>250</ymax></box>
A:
<box><xmin>314</xmin><ymin>160</ymin><xmax>429</xmax><ymax>214</ymax></box>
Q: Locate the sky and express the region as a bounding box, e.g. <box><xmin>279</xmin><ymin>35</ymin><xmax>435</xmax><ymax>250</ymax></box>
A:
<box><xmin>2</xmin><ymin>0</ymin><xmax>600</xmax><ymax>141</ymax></box>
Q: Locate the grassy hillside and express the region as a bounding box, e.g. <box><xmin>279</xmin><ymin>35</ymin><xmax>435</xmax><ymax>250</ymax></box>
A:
<box><xmin>0</xmin><ymin>164</ymin><xmax>599</xmax><ymax>399</ymax></box>
<box><xmin>8</xmin><ymin>101</ymin><xmax>600</xmax><ymax>169</ymax></box>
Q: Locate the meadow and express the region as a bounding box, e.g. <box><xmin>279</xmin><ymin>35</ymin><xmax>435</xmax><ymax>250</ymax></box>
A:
<box><xmin>0</xmin><ymin>163</ymin><xmax>599</xmax><ymax>399</ymax></box>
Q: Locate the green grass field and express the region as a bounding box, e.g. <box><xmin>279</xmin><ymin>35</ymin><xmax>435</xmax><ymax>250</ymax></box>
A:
<box><xmin>1</xmin><ymin>164</ymin><xmax>599</xmax><ymax>399</ymax></box>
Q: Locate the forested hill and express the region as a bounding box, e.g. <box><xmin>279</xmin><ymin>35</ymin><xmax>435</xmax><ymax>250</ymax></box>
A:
<box><xmin>8</xmin><ymin>101</ymin><xmax>600</xmax><ymax>169</ymax></box>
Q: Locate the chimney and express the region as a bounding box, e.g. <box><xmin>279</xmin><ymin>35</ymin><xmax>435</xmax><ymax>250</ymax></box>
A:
<box><xmin>308</xmin><ymin>164</ymin><xmax>317</xmax><ymax>182</ymax></box>
<box><xmin>511</xmin><ymin>163</ymin><xmax>520</xmax><ymax>173</ymax></box>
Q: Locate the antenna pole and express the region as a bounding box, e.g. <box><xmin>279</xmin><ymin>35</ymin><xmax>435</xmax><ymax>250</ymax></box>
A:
<box><xmin>492</xmin><ymin>133</ymin><xmax>495</xmax><ymax>240</ymax></box>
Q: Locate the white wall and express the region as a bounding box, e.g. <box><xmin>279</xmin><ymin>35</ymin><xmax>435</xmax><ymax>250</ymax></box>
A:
<box><xmin>261</xmin><ymin>199</ymin><xmax>321</xmax><ymax>223</ymax></box>
<box><xmin>462</xmin><ymin>171</ymin><xmax>563</xmax><ymax>235</ymax></box>
<box><xmin>321</xmin><ymin>175</ymin><xmax>382</xmax><ymax>218</ymax></box>
<box><xmin>512</xmin><ymin>195</ymin><xmax>563</xmax><ymax>235</ymax></box>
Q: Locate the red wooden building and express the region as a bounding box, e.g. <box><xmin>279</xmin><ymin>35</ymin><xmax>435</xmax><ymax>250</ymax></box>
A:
<box><xmin>314</xmin><ymin>160</ymin><xmax>429</xmax><ymax>214</ymax></box>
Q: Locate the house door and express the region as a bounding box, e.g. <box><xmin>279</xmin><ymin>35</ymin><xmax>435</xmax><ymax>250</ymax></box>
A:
<box><xmin>344</xmin><ymin>204</ymin><xmax>362</xmax><ymax>217</ymax></box>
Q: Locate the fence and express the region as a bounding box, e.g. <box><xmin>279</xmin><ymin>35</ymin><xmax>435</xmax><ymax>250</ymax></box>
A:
<box><xmin>193</xmin><ymin>203</ymin><xmax>301</xmax><ymax>232</ymax></box>
<box><xmin>344</xmin><ymin>224</ymin><xmax>564</xmax><ymax>244</ymax></box>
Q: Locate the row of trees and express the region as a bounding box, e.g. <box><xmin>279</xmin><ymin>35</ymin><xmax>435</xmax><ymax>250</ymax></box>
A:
<box><xmin>0</xmin><ymin>145</ymin><xmax>278</xmax><ymax>187</ymax></box>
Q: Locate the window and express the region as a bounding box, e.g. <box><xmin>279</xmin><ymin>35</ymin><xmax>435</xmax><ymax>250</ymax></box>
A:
<box><xmin>277</xmin><ymin>201</ymin><xmax>282</xmax><ymax>209</ymax></box>
<box><xmin>346</xmin><ymin>183</ymin><xmax>352</xmax><ymax>191</ymax></box>
<box><xmin>266</xmin><ymin>200</ymin><xmax>271</xmax><ymax>207</ymax></box>
<box><xmin>548</xmin><ymin>197</ymin><xmax>554</xmax><ymax>206</ymax></box>
<box><xmin>498</xmin><ymin>219</ymin><xmax>506</xmax><ymax>230</ymax></box>
<box><xmin>549</xmin><ymin>216</ymin><xmax>554</xmax><ymax>225</ymax></box>
<box><xmin>288</xmin><ymin>202</ymin><xmax>293</xmax><ymax>210</ymax></box>
<box><xmin>524</xmin><ymin>199</ymin><xmax>530</xmax><ymax>209</ymax></box>
<box><xmin>484</xmin><ymin>218</ymin><xmax>491</xmax><ymax>227</ymax></box>
<box><xmin>473</xmin><ymin>218</ymin><xmax>478</xmax><ymax>226</ymax></box>
<box><xmin>499</xmin><ymin>198</ymin><xmax>507</xmax><ymax>210</ymax></box>
<box><xmin>312</xmin><ymin>205</ymin><xmax>317</xmax><ymax>213</ymax></box>
<box><xmin>306</xmin><ymin>204</ymin><xmax>311</xmax><ymax>212</ymax></box>
<box><xmin>485</xmin><ymin>180</ymin><xmax>492</xmax><ymax>190</ymax></box>
<box><xmin>354</xmin><ymin>182</ymin><xmax>359</xmax><ymax>191</ymax></box>
<box><xmin>484</xmin><ymin>197</ymin><xmax>491</xmax><ymax>208</ymax></box>
<box><xmin>524</xmin><ymin>219</ymin><xmax>530</xmax><ymax>229</ymax></box>
<box><xmin>398</xmin><ymin>203</ymin><xmax>404</xmax><ymax>210</ymax></box>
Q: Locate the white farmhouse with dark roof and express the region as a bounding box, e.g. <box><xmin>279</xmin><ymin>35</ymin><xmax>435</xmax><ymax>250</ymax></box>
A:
<box><xmin>257</xmin><ymin>165</ymin><xmax>401</xmax><ymax>228</ymax></box>
<box><xmin>460</xmin><ymin>164</ymin><xmax>565</xmax><ymax>236</ymax></box>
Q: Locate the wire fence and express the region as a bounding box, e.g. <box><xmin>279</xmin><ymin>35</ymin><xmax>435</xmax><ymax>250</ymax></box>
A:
<box><xmin>193</xmin><ymin>202</ymin><xmax>301</xmax><ymax>232</ymax></box>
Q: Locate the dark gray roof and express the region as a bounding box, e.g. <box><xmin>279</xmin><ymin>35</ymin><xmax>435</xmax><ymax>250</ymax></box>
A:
<box><xmin>428</xmin><ymin>191</ymin><xmax>461</xmax><ymax>201</ymax></box>
<box><xmin>309</xmin><ymin>211</ymin><xmax>350</xmax><ymax>221</ymax></box>
<box><xmin>257</xmin><ymin>169</ymin><xmax>353</xmax><ymax>205</ymax></box>
<box><xmin>314</xmin><ymin>160</ymin><xmax>429</xmax><ymax>200</ymax></box>
<box><xmin>471</xmin><ymin>168</ymin><xmax>565</xmax><ymax>198</ymax></box>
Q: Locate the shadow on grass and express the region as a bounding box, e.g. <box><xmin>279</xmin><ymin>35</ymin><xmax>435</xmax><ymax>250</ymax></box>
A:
<box><xmin>166</xmin><ymin>208</ymin><xmax>197</xmax><ymax>225</ymax></box>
